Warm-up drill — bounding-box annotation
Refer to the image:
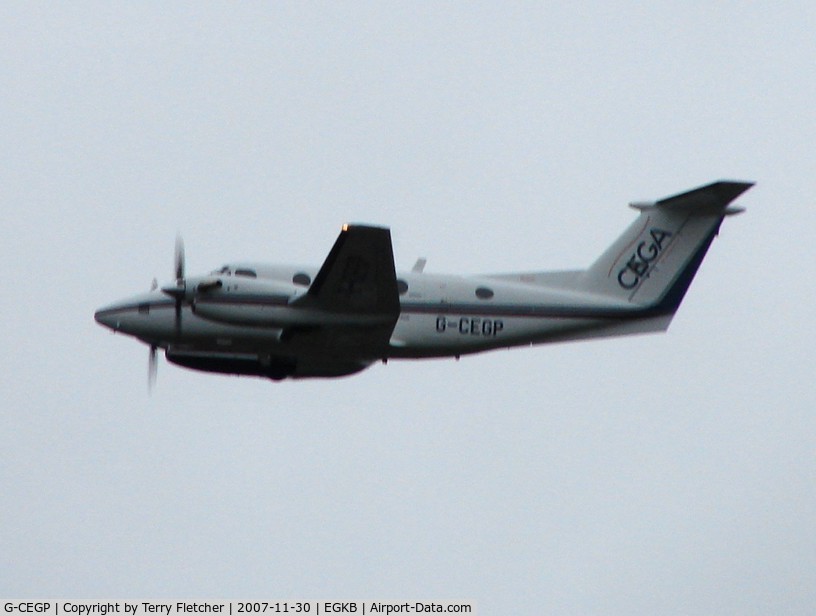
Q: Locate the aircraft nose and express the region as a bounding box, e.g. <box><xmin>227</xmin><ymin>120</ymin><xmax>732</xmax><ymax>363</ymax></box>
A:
<box><xmin>94</xmin><ymin>306</ymin><xmax>120</xmax><ymax>331</ymax></box>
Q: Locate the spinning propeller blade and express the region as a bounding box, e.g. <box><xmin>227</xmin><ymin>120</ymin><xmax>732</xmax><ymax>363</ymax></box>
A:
<box><xmin>148</xmin><ymin>344</ymin><xmax>158</xmax><ymax>393</ymax></box>
<box><xmin>174</xmin><ymin>234</ymin><xmax>185</xmax><ymax>333</ymax></box>
<box><xmin>161</xmin><ymin>234</ymin><xmax>187</xmax><ymax>335</ymax></box>
<box><xmin>174</xmin><ymin>233</ymin><xmax>185</xmax><ymax>283</ymax></box>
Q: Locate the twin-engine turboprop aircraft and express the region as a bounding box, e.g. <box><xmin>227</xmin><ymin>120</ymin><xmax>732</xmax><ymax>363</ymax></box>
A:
<box><xmin>94</xmin><ymin>181</ymin><xmax>752</xmax><ymax>384</ymax></box>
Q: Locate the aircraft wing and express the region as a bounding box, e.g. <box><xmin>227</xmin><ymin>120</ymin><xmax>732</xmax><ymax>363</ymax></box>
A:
<box><xmin>288</xmin><ymin>224</ymin><xmax>400</xmax><ymax>360</ymax></box>
<box><xmin>303</xmin><ymin>224</ymin><xmax>400</xmax><ymax>315</ymax></box>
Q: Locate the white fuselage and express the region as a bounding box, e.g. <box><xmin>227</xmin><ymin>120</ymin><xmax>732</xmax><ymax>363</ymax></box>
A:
<box><xmin>94</xmin><ymin>180</ymin><xmax>752</xmax><ymax>380</ymax></box>
<box><xmin>95</xmin><ymin>263</ymin><xmax>666</xmax><ymax>364</ymax></box>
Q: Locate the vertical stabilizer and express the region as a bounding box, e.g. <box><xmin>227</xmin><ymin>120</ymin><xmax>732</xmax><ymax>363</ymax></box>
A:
<box><xmin>581</xmin><ymin>181</ymin><xmax>753</xmax><ymax>312</ymax></box>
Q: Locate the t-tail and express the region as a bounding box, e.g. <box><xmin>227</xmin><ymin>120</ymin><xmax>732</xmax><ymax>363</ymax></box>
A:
<box><xmin>580</xmin><ymin>180</ymin><xmax>753</xmax><ymax>315</ymax></box>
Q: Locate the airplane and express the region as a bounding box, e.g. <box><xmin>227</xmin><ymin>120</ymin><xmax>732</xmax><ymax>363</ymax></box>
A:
<box><xmin>94</xmin><ymin>180</ymin><xmax>752</xmax><ymax>385</ymax></box>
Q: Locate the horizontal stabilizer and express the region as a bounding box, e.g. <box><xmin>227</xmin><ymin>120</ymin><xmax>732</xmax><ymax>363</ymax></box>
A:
<box><xmin>630</xmin><ymin>180</ymin><xmax>753</xmax><ymax>213</ymax></box>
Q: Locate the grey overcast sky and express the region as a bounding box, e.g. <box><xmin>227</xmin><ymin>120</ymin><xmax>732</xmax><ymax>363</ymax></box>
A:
<box><xmin>2</xmin><ymin>2</ymin><xmax>815</xmax><ymax>614</ymax></box>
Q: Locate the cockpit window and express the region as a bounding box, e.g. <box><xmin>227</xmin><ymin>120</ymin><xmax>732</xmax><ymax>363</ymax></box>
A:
<box><xmin>234</xmin><ymin>268</ymin><xmax>257</xmax><ymax>278</ymax></box>
<box><xmin>210</xmin><ymin>266</ymin><xmax>231</xmax><ymax>275</ymax></box>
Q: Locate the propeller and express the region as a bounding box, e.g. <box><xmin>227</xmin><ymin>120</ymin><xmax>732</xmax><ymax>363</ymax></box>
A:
<box><xmin>173</xmin><ymin>234</ymin><xmax>185</xmax><ymax>332</ymax></box>
<box><xmin>161</xmin><ymin>233</ymin><xmax>186</xmax><ymax>335</ymax></box>
<box><xmin>174</xmin><ymin>233</ymin><xmax>185</xmax><ymax>283</ymax></box>
<box><xmin>148</xmin><ymin>344</ymin><xmax>158</xmax><ymax>393</ymax></box>
<box><xmin>150</xmin><ymin>234</ymin><xmax>190</xmax><ymax>392</ymax></box>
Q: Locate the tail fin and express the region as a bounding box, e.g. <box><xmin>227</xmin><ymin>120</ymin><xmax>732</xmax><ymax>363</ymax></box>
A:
<box><xmin>581</xmin><ymin>181</ymin><xmax>753</xmax><ymax>312</ymax></box>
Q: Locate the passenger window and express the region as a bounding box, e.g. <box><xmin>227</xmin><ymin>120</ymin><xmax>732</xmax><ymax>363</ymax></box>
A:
<box><xmin>293</xmin><ymin>273</ymin><xmax>312</xmax><ymax>286</ymax></box>
<box><xmin>235</xmin><ymin>269</ymin><xmax>257</xmax><ymax>278</ymax></box>
<box><xmin>475</xmin><ymin>287</ymin><xmax>494</xmax><ymax>300</ymax></box>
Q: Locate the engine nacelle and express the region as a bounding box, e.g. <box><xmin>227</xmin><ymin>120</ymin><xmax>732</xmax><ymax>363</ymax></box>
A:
<box><xmin>192</xmin><ymin>277</ymin><xmax>300</xmax><ymax>328</ymax></box>
<box><xmin>192</xmin><ymin>276</ymin><xmax>395</xmax><ymax>328</ymax></box>
<box><xmin>166</xmin><ymin>350</ymin><xmax>296</xmax><ymax>380</ymax></box>
<box><xmin>165</xmin><ymin>350</ymin><xmax>368</xmax><ymax>380</ymax></box>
